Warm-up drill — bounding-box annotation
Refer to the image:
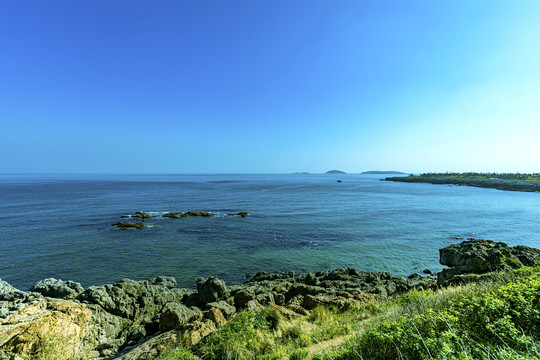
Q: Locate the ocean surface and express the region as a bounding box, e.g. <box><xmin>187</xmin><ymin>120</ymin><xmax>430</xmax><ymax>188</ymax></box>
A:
<box><xmin>1</xmin><ymin>173</ymin><xmax>539</xmax><ymax>291</ymax></box>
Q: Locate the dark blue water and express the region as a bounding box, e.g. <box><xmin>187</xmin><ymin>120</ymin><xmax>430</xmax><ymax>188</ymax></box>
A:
<box><xmin>1</xmin><ymin>173</ymin><xmax>539</xmax><ymax>290</ymax></box>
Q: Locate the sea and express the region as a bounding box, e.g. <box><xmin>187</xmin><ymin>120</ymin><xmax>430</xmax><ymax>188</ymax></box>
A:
<box><xmin>1</xmin><ymin>173</ymin><xmax>539</xmax><ymax>291</ymax></box>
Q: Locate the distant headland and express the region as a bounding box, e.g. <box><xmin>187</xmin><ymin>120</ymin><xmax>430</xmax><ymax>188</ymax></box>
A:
<box><xmin>361</xmin><ymin>170</ymin><xmax>406</xmax><ymax>175</ymax></box>
<box><xmin>325</xmin><ymin>170</ymin><xmax>346</xmax><ymax>174</ymax></box>
<box><xmin>385</xmin><ymin>172</ymin><xmax>540</xmax><ymax>192</ymax></box>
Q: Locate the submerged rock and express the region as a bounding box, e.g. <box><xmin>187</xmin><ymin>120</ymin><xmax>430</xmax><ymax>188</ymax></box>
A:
<box><xmin>227</xmin><ymin>212</ymin><xmax>250</xmax><ymax>217</ymax></box>
<box><xmin>111</xmin><ymin>222</ymin><xmax>146</xmax><ymax>230</ymax></box>
<box><xmin>122</xmin><ymin>211</ymin><xmax>153</xmax><ymax>219</ymax></box>
<box><xmin>162</xmin><ymin>211</ymin><xmax>215</xmax><ymax>218</ymax></box>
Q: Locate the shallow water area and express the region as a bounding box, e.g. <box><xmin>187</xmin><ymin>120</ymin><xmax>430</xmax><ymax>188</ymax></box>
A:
<box><xmin>1</xmin><ymin>173</ymin><xmax>539</xmax><ymax>290</ymax></box>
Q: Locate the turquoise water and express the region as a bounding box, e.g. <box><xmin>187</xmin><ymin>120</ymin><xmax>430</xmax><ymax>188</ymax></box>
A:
<box><xmin>1</xmin><ymin>173</ymin><xmax>539</xmax><ymax>290</ymax></box>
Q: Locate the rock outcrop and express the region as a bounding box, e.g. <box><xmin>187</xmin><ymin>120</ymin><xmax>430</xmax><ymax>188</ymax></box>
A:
<box><xmin>438</xmin><ymin>239</ymin><xmax>540</xmax><ymax>284</ymax></box>
<box><xmin>0</xmin><ymin>299</ymin><xmax>93</xmax><ymax>360</ymax></box>
<box><xmin>29</xmin><ymin>278</ymin><xmax>84</xmax><ymax>300</ymax></box>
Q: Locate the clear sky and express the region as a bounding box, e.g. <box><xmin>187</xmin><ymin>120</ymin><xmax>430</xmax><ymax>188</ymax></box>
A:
<box><xmin>1</xmin><ymin>1</ymin><xmax>539</xmax><ymax>174</ymax></box>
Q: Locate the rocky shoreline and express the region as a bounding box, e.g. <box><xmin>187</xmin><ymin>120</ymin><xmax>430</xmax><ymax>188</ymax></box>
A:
<box><xmin>385</xmin><ymin>175</ymin><xmax>540</xmax><ymax>192</ymax></box>
<box><xmin>1</xmin><ymin>239</ymin><xmax>540</xmax><ymax>359</ymax></box>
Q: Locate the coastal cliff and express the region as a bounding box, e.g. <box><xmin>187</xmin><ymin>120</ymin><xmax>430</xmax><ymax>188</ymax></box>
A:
<box><xmin>1</xmin><ymin>239</ymin><xmax>539</xmax><ymax>359</ymax></box>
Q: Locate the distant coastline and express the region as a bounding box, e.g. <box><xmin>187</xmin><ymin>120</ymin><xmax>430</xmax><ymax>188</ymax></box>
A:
<box><xmin>361</xmin><ymin>170</ymin><xmax>406</xmax><ymax>175</ymax></box>
<box><xmin>385</xmin><ymin>172</ymin><xmax>540</xmax><ymax>192</ymax></box>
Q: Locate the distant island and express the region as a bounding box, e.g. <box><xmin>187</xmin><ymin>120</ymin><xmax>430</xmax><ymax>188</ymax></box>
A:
<box><xmin>325</xmin><ymin>170</ymin><xmax>346</xmax><ymax>174</ymax></box>
<box><xmin>362</xmin><ymin>171</ymin><xmax>406</xmax><ymax>175</ymax></box>
<box><xmin>385</xmin><ymin>172</ymin><xmax>540</xmax><ymax>192</ymax></box>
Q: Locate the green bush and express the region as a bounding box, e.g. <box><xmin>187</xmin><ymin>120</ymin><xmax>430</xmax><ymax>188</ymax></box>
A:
<box><xmin>196</xmin><ymin>307</ymin><xmax>278</xmax><ymax>360</ymax></box>
<box><xmin>329</xmin><ymin>268</ymin><xmax>540</xmax><ymax>360</ymax></box>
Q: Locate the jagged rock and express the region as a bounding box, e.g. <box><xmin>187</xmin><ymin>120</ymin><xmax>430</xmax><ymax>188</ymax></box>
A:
<box><xmin>76</xmin><ymin>277</ymin><xmax>192</xmax><ymax>355</ymax></box>
<box><xmin>117</xmin><ymin>330</ymin><xmax>182</xmax><ymax>360</ymax></box>
<box><xmin>268</xmin><ymin>303</ymin><xmax>302</xmax><ymax>319</ymax></box>
<box><xmin>233</xmin><ymin>289</ymin><xmax>256</xmax><ymax>308</ymax></box>
<box><xmin>248</xmin><ymin>271</ymin><xmax>295</xmax><ymax>282</ymax></box>
<box><xmin>83</xmin><ymin>303</ymin><xmax>131</xmax><ymax>356</ymax></box>
<box><xmin>407</xmin><ymin>275</ymin><xmax>437</xmax><ymax>290</ymax></box>
<box><xmin>206</xmin><ymin>300</ymin><xmax>236</xmax><ymax>317</ymax></box>
<box><xmin>77</xmin><ymin>278</ymin><xmax>190</xmax><ymax>321</ymax></box>
<box><xmin>150</xmin><ymin>276</ymin><xmax>177</xmax><ymax>289</ymax></box>
<box><xmin>196</xmin><ymin>277</ymin><xmax>229</xmax><ymax>304</ymax></box>
<box><xmin>286</xmin><ymin>283</ymin><xmax>327</xmax><ymax>301</ymax></box>
<box><xmin>438</xmin><ymin>239</ymin><xmax>540</xmax><ymax>284</ymax></box>
<box><xmin>287</xmin><ymin>304</ymin><xmax>309</xmax><ymax>316</ymax></box>
<box><xmin>159</xmin><ymin>303</ymin><xmax>197</xmax><ymax>332</ymax></box>
<box><xmin>111</xmin><ymin>222</ymin><xmax>145</xmax><ymax>230</ymax></box>
<box><xmin>305</xmin><ymin>272</ymin><xmax>320</xmax><ymax>286</ymax></box>
<box><xmin>179</xmin><ymin>309</ymin><xmax>226</xmax><ymax>347</ymax></box>
<box><xmin>29</xmin><ymin>278</ymin><xmax>84</xmax><ymax>300</ymax></box>
<box><xmin>274</xmin><ymin>293</ymin><xmax>286</xmax><ymax>305</ymax></box>
<box><xmin>0</xmin><ymin>281</ymin><xmax>27</xmax><ymax>302</ymax></box>
<box><xmin>246</xmin><ymin>300</ymin><xmax>261</xmax><ymax>310</ymax></box>
<box><xmin>120</xmin><ymin>324</ymin><xmax>147</xmax><ymax>346</ymax></box>
<box><xmin>0</xmin><ymin>299</ymin><xmax>93</xmax><ymax>360</ymax></box>
<box><xmin>256</xmin><ymin>292</ymin><xmax>275</xmax><ymax>305</ymax></box>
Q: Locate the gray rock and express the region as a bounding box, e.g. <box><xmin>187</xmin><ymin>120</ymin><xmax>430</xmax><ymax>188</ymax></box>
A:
<box><xmin>29</xmin><ymin>278</ymin><xmax>84</xmax><ymax>299</ymax></box>
<box><xmin>0</xmin><ymin>280</ymin><xmax>25</xmax><ymax>302</ymax></box>
<box><xmin>286</xmin><ymin>283</ymin><xmax>327</xmax><ymax>301</ymax></box>
<box><xmin>233</xmin><ymin>289</ymin><xmax>255</xmax><ymax>308</ymax></box>
<box><xmin>149</xmin><ymin>276</ymin><xmax>177</xmax><ymax>289</ymax></box>
<box><xmin>438</xmin><ymin>239</ymin><xmax>540</xmax><ymax>284</ymax></box>
<box><xmin>159</xmin><ymin>303</ymin><xmax>197</xmax><ymax>332</ymax></box>
<box><xmin>75</xmin><ymin>277</ymin><xmax>193</xmax><ymax>356</ymax></box>
<box><xmin>84</xmin><ymin>303</ymin><xmax>131</xmax><ymax>353</ymax></box>
<box><xmin>256</xmin><ymin>292</ymin><xmax>275</xmax><ymax>305</ymax></box>
<box><xmin>196</xmin><ymin>277</ymin><xmax>229</xmax><ymax>304</ymax></box>
<box><xmin>121</xmin><ymin>324</ymin><xmax>147</xmax><ymax>346</ymax></box>
<box><xmin>206</xmin><ymin>300</ymin><xmax>236</xmax><ymax>317</ymax></box>
<box><xmin>116</xmin><ymin>330</ymin><xmax>181</xmax><ymax>360</ymax></box>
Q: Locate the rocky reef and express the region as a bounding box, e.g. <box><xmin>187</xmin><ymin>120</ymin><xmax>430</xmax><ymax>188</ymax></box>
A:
<box><xmin>111</xmin><ymin>222</ymin><xmax>146</xmax><ymax>230</ymax></box>
<box><xmin>1</xmin><ymin>239</ymin><xmax>539</xmax><ymax>359</ymax></box>
<box><xmin>112</xmin><ymin>211</ymin><xmax>250</xmax><ymax>230</ymax></box>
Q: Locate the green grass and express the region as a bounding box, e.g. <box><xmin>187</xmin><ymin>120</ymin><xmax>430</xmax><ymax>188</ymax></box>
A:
<box><xmin>155</xmin><ymin>266</ymin><xmax>540</xmax><ymax>360</ymax></box>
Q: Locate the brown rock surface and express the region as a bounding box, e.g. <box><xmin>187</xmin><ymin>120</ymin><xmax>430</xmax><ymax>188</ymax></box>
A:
<box><xmin>0</xmin><ymin>300</ymin><xmax>93</xmax><ymax>360</ymax></box>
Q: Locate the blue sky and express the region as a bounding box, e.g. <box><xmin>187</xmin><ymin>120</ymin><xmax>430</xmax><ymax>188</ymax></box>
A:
<box><xmin>1</xmin><ymin>1</ymin><xmax>539</xmax><ymax>173</ymax></box>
